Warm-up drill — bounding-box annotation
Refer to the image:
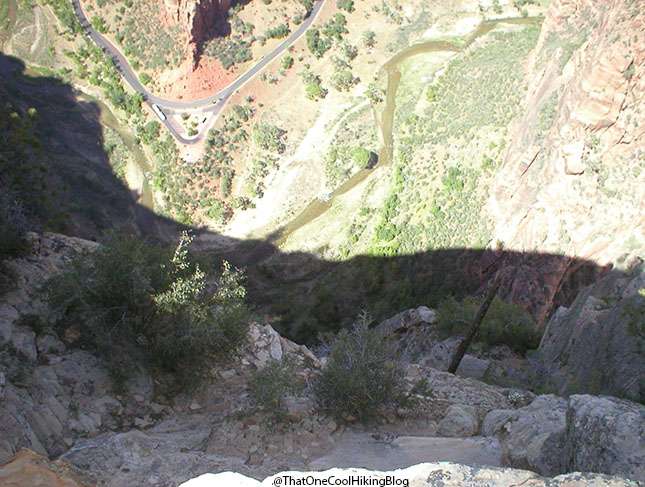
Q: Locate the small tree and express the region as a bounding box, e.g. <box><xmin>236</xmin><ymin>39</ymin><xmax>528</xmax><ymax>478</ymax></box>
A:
<box><xmin>337</xmin><ymin>0</ymin><xmax>354</xmax><ymax>12</ymax></box>
<box><xmin>351</xmin><ymin>147</ymin><xmax>372</xmax><ymax>168</ymax></box>
<box><xmin>363</xmin><ymin>29</ymin><xmax>376</xmax><ymax>48</ymax></box>
<box><xmin>250</xmin><ymin>358</ymin><xmax>305</xmax><ymax>421</ymax></box>
<box><xmin>314</xmin><ymin>312</ymin><xmax>407</xmax><ymax>423</ymax></box>
<box><xmin>45</xmin><ymin>231</ymin><xmax>250</xmax><ymax>392</ymax></box>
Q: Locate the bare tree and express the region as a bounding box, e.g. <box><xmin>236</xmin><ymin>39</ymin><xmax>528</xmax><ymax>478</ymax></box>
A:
<box><xmin>447</xmin><ymin>272</ymin><xmax>502</xmax><ymax>374</ymax></box>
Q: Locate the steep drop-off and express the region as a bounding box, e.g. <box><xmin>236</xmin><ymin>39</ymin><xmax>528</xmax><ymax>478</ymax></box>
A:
<box><xmin>488</xmin><ymin>0</ymin><xmax>644</xmax><ymax>320</ymax></box>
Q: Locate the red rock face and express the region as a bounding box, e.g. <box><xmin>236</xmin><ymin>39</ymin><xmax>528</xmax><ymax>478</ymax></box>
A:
<box><xmin>486</xmin><ymin>0</ymin><xmax>644</xmax><ymax>323</ymax></box>
<box><xmin>163</xmin><ymin>0</ymin><xmax>234</xmax><ymax>65</ymax></box>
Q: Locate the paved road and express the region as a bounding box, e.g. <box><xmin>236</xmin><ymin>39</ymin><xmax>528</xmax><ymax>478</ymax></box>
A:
<box><xmin>71</xmin><ymin>0</ymin><xmax>325</xmax><ymax>142</ymax></box>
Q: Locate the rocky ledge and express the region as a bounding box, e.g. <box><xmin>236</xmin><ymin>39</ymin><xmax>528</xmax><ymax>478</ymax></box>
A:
<box><xmin>183</xmin><ymin>463</ymin><xmax>640</xmax><ymax>487</ymax></box>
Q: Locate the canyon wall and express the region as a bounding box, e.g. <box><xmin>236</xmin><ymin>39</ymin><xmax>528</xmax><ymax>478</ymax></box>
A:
<box><xmin>163</xmin><ymin>0</ymin><xmax>234</xmax><ymax>63</ymax></box>
<box><xmin>487</xmin><ymin>0</ymin><xmax>644</xmax><ymax>319</ymax></box>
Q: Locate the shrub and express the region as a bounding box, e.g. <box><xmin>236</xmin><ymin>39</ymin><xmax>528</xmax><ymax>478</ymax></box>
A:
<box><xmin>266</xmin><ymin>24</ymin><xmax>289</xmax><ymax>39</ymax></box>
<box><xmin>337</xmin><ymin>0</ymin><xmax>354</xmax><ymax>12</ymax></box>
<box><xmin>351</xmin><ymin>147</ymin><xmax>371</xmax><ymax>168</ymax></box>
<box><xmin>253</xmin><ymin>123</ymin><xmax>286</xmax><ymax>152</ymax></box>
<box><xmin>313</xmin><ymin>312</ymin><xmax>407</xmax><ymax>423</ymax></box>
<box><xmin>0</xmin><ymin>196</ymin><xmax>31</xmax><ymax>260</ymax></box>
<box><xmin>44</xmin><ymin>231</ymin><xmax>249</xmax><ymax>391</ymax></box>
<box><xmin>249</xmin><ymin>358</ymin><xmax>305</xmax><ymax>421</ymax></box>
<box><xmin>436</xmin><ymin>296</ymin><xmax>542</xmax><ymax>354</ymax></box>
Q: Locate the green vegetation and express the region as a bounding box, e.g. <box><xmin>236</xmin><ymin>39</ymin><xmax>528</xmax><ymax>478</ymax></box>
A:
<box><xmin>330</xmin><ymin>56</ymin><xmax>359</xmax><ymax>92</ymax></box>
<box><xmin>136</xmin><ymin>120</ymin><xmax>160</xmax><ymax>144</ymax></box>
<box><xmin>205</xmin><ymin>36</ymin><xmax>252</xmax><ymax>70</ymax></box>
<box><xmin>313</xmin><ymin>313</ymin><xmax>408</xmax><ymax>423</ymax></box>
<box><xmin>302</xmin><ymin>70</ymin><xmax>327</xmax><ymax>100</ymax></box>
<box><xmin>536</xmin><ymin>90</ymin><xmax>559</xmax><ymax>139</ymax></box>
<box><xmin>254</xmin><ymin>123</ymin><xmax>286</xmax><ymax>153</ymax></box>
<box><xmin>351</xmin><ymin>147</ymin><xmax>372</xmax><ymax>168</ymax></box>
<box><xmin>248</xmin><ymin>24</ymin><xmax>542</xmax><ymax>342</ymax></box>
<box><xmin>437</xmin><ymin>296</ymin><xmax>542</xmax><ymax>354</ymax></box>
<box><xmin>90</xmin><ymin>15</ymin><xmax>108</xmax><ymax>34</ymax></box>
<box><xmin>363</xmin><ymin>29</ymin><xmax>376</xmax><ymax>48</ymax></box>
<box><xmin>306</xmin><ymin>14</ymin><xmax>348</xmax><ymax>58</ymax></box>
<box><xmin>266</xmin><ymin>24</ymin><xmax>290</xmax><ymax>39</ymax></box>
<box><xmin>281</xmin><ymin>55</ymin><xmax>294</xmax><ymax>70</ymax></box>
<box><xmin>111</xmin><ymin>0</ymin><xmax>184</xmax><ymax>69</ymax></box>
<box><xmin>139</xmin><ymin>72</ymin><xmax>152</xmax><ymax>85</ymax></box>
<box><xmin>45</xmin><ymin>231</ymin><xmax>249</xmax><ymax>392</ymax></box>
<box><xmin>250</xmin><ymin>358</ymin><xmax>305</xmax><ymax>421</ymax></box>
<box><xmin>337</xmin><ymin>0</ymin><xmax>354</xmax><ymax>13</ymax></box>
<box><xmin>0</xmin><ymin>0</ymin><xmax>9</xmax><ymax>24</ymax></box>
<box><xmin>0</xmin><ymin>102</ymin><xmax>47</xmax><ymax>275</ymax></box>
<box><xmin>65</xmin><ymin>41</ymin><xmax>143</xmax><ymax>118</ymax></box>
<box><xmin>298</xmin><ymin>0</ymin><xmax>313</xmax><ymax>14</ymax></box>
<box><xmin>43</xmin><ymin>0</ymin><xmax>81</xmax><ymax>34</ymax></box>
<box><xmin>306</xmin><ymin>28</ymin><xmax>331</xmax><ymax>58</ymax></box>
<box><xmin>103</xmin><ymin>126</ymin><xmax>132</xmax><ymax>180</ymax></box>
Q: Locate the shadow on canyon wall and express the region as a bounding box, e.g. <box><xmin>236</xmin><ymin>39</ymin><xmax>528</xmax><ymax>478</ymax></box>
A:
<box><xmin>0</xmin><ymin>53</ymin><xmax>185</xmax><ymax>239</ymax></box>
<box><xmin>0</xmin><ymin>52</ymin><xmax>623</xmax><ymax>346</ymax></box>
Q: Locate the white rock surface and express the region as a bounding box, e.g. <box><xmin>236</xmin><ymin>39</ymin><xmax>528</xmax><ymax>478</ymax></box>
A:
<box><xmin>178</xmin><ymin>463</ymin><xmax>641</xmax><ymax>487</ymax></box>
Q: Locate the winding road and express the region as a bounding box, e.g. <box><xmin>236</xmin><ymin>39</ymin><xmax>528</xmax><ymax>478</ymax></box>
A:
<box><xmin>71</xmin><ymin>0</ymin><xmax>326</xmax><ymax>142</ymax></box>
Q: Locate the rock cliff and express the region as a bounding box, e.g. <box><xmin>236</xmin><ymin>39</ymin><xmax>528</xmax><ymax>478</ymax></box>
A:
<box><xmin>163</xmin><ymin>0</ymin><xmax>234</xmax><ymax>65</ymax></box>
<box><xmin>487</xmin><ymin>0</ymin><xmax>645</xmax><ymax>320</ymax></box>
<box><xmin>535</xmin><ymin>265</ymin><xmax>645</xmax><ymax>402</ymax></box>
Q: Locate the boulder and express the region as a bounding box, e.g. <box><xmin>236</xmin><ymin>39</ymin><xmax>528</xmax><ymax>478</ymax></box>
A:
<box><xmin>482</xmin><ymin>409</ymin><xmax>518</xmax><ymax>437</ymax></box>
<box><xmin>375</xmin><ymin>306</ymin><xmax>437</xmax><ymax>336</ymax></box>
<box><xmin>455</xmin><ymin>355</ymin><xmax>491</xmax><ymax>380</ymax></box>
<box><xmin>245</xmin><ymin>324</ymin><xmax>284</xmax><ymax>369</ymax></box>
<box><xmin>495</xmin><ymin>395</ymin><xmax>568</xmax><ymax>476</ymax></box>
<box><xmin>62</xmin><ymin>423</ymin><xmax>250</xmax><ymax>487</ymax></box>
<box><xmin>438</xmin><ymin>404</ymin><xmax>479</xmax><ymax>437</ymax></box>
<box><xmin>566</xmin><ymin>395</ymin><xmax>645</xmax><ymax>482</ymax></box>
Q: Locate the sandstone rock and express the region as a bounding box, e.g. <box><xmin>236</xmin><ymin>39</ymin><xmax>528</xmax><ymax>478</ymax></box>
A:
<box><xmin>180</xmin><ymin>463</ymin><xmax>641</xmax><ymax>487</ymax></box>
<box><xmin>407</xmin><ymin>365</ymin><xmax>513</xmax><ymax>416</ymax></box>
<box><xmin>0</xmin><ymin>448</ymin><xmax>91</xmax><ymax>487</ymax></box>
<box><xmin>486</xmin><ymin>0</ymin><xmax>645</xmax><ymax>322</ymax></box>
<box><xmin>438</xmin><ymin>404</ymin><xmax>479</xmax><ymax>437</ymax></box>
<box><xmin>566</xmin><ymin>394</ymin><xmax>645</xmax><ymax>482</ymax></box>
<box><xmin>307</xmin><ymin>431</ymin><xmax>503</xmax><ymax>472</ymax></box>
